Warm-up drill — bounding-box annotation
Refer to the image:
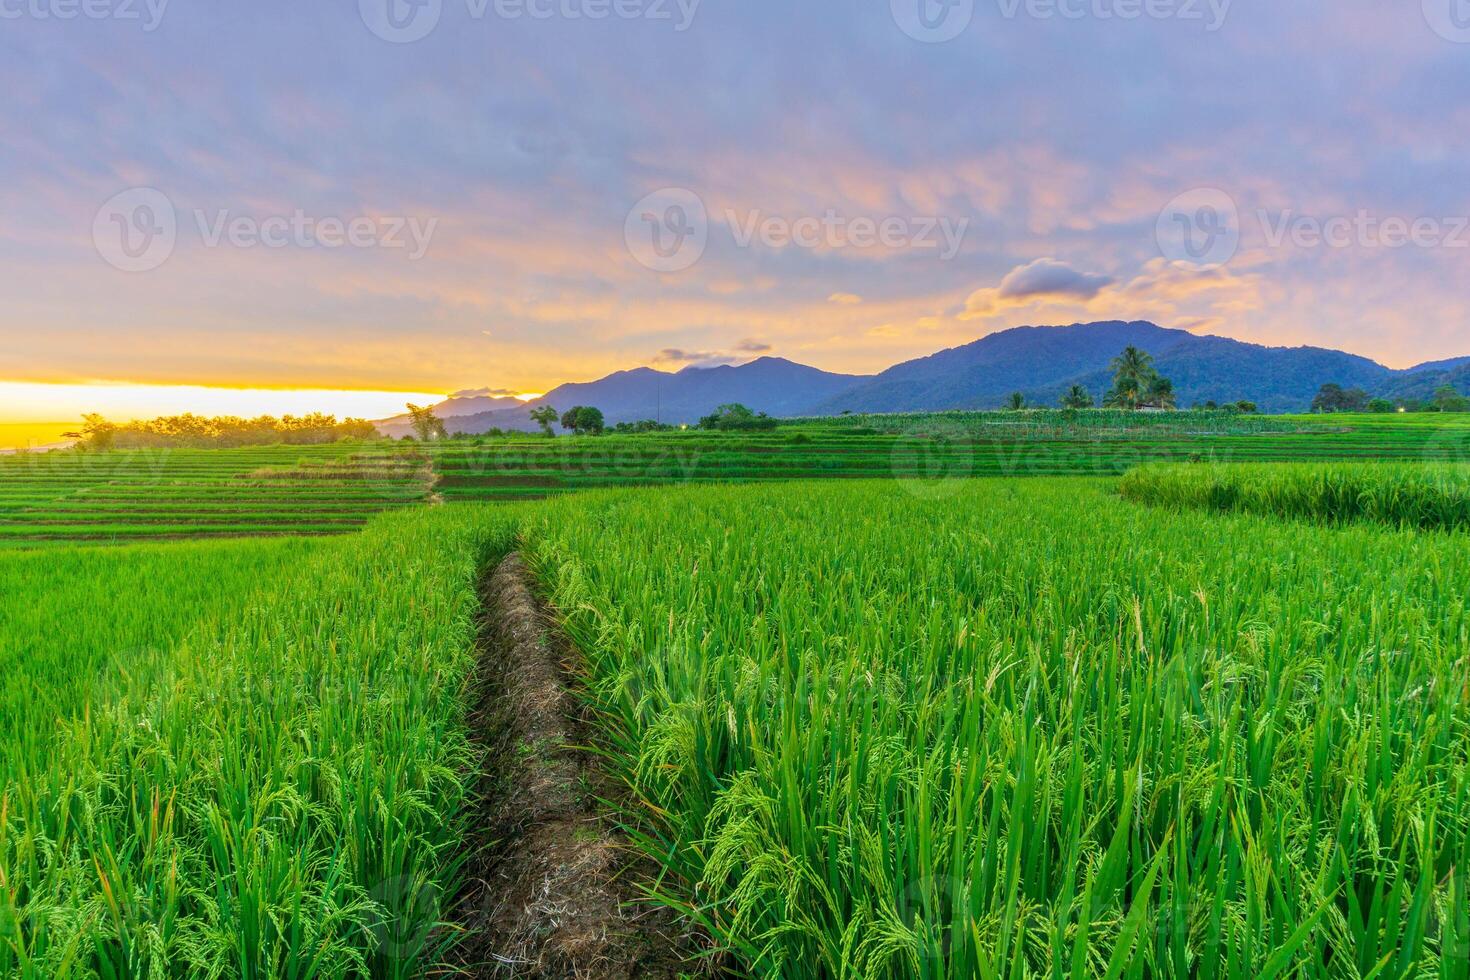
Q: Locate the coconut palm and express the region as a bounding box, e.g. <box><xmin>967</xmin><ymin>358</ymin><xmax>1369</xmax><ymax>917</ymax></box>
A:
<box><xmin>1110</xmin><ymin>346</ymin><xmax>1154</xmax><ymax>390</ymax></box>
<box><xmin>1060</xmin><ymin>385</ymin><xmax>1095</xmax><ymax>409</ymax></box>
<box><xmin>1145</xmin><ymin>375</ymin><xmax>1177</xmax><ymax>410</ymax></box>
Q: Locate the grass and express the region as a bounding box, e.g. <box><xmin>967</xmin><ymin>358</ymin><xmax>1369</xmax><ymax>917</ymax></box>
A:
<box><xmin>1121</xmin><ymin>461</ymin><xmax>1470</xmax><ymax>531</ymax></box>
<box><xmin>524</xmin><ymin>478</ymin><xmax>1470</xmax><ymax>977</ymax></box>
<box><xmin>5</xmin><ymin>412</ymin><xmax>1468</xmax><ymax>543</ymax></box>
<box><xmin>0</xmin><ymin>445</ymin><xmax>432</xmax><ymax>546</ymax></box>
<box><xmin>425</xmin><ymin>413</ymin><xmax>1470</xmax><ymax>504</ymax></box>
<box><xmin>7</xmin><ymin>422</ymin><xmax>1470</xmax><ymax>977</ymax></box>
<box><xmin>0</xmin><ymin>505</ymin><xmax>520</xmax><ymax>978</ymax></box>
<box><xmin>0</xmin><ymin>539</ymin><xmax>321</xmax><ymax>784</ymax></box>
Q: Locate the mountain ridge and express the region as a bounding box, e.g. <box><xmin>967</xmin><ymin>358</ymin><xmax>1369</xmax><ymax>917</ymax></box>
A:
<box><xmin>379</xmin><ymin>323</ymin><xmax>1469</xmax><ymax>434</ymax></box>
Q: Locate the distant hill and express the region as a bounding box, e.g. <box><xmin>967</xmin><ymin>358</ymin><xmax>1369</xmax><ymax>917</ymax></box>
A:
<box><xmin>420</xmin><ymin>357</ymin><xmax>869</xmax><ymax>434</ymax></box>
<box><xmin>1381</xmin><ymin>361</ymin><xmax>1470</xmax><ymax>404</ymax></box>
<box><xmin>812</xmin><ymin>321</ymin><xmax>1410</xmax><ymax>415</ymax></box>
<box><xmin>1409</xmin><ymin>355</ymin><xmax>1470</xmax><ymax>373</ymax></box>
<box><xmin>376</xmin><ymin>391</ymin><xmax>527</xmax><ymax>437</ymax></box>
<box><xmin>382</xmin><ymin>322</ymin><xmax>1470</xmax><ymax>433</ymax></box>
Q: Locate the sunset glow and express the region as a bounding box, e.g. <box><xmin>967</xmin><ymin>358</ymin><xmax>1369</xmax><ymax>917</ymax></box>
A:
<box><xmin>0</xmin><ymin>382</ymin><xmax>447</xmax><ymax>428</ymax></box>
<box><xmin>2</xmin><ymin>2</ymin><xmax>1467</xmax><ymax>425</ymax></box>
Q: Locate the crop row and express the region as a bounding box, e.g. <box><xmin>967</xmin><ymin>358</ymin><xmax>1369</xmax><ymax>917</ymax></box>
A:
<box><xmin>1121</xmin><ymin>461</ymin><xmax>1470</xmax><ymax>531</ymax></box>
<box><xmin>524</xmin><ymin>478</ymin><xmax>1470</xmax><ymax>977</ymax></box>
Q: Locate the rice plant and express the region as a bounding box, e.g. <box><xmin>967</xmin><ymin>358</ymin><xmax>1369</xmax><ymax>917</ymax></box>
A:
<box><xmin>525</xmin><ymin>478</ymin><xmax>1470</xmax><ymax>978</ymax></box>
<box><xmin>1121</xmin><ymin>461</ymin><xmax>1470</xmax><ymax>532</ymax></box>
<box><xmin>0</xmin><ymin>505</ymin><xmax>519</xmax><ymax>978</ymax></box>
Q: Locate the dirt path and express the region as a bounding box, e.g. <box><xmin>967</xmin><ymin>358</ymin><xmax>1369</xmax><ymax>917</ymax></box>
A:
<box><xmin>455</xmin><ymin>552</ymin><xmax>709</xmax><ymax>978</ymax></box>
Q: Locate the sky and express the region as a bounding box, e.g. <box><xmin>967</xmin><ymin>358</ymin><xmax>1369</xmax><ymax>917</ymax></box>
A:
<box><xmin>2</xmin><ymin>0</ymin><xmax>1469</xmax><ymax>423</ymax></box>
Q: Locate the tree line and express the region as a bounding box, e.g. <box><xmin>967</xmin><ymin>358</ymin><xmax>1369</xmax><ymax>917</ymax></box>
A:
<box><xmin>69</xmin><ymin>413</ymin><xmax>379</xmax><ymax>450</ymax></box>
<box><xmin>1310</xmin><ymin>382</ymin><xmax>1469</xmax><ymax>414</ymax></box>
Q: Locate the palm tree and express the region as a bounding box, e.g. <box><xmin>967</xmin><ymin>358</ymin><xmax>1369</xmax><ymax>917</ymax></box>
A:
<box><xmin>1145</xmin><ymin>375</ymin><xmax>1177</xmax><ymax>410</ymax></box>
<box><xmin>1110</xmin><ymin>346</ymin><xmax>1154</xmax><ymax>390</ymax></box>
<box><xmin>1104</xmin><ymin>376</ymin><xmax>1142</xmax><ymax>409</ymax></box>
<box><xmin>1060</xmin><ymin>385</ymin><xmax>1094</xmax><ymax>409</ymax></box>
<box><xmin>1006</xmin><ymin>391</ymin><xmax>1027</xmax><ymax>410</ymax></box>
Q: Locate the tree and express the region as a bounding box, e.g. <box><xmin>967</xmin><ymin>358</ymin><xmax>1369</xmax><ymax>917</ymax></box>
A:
<box><xmin>1433</xmin><ymin>384</ymin><xmax>1470</xmax><ymax>413</ymax></box>
<box><xmin>1060</xmin><ymin>385</ymin><xmax>1095</xmax><ymax>409</ymax></box>
<box><xmin>1144</xmin><ymin>375</ymin><xmax>1177</xmax><ymax>410</ymax></box>
<box><xmin>77</xmin><ymin>413</ymin><xmax>117</xmax><ymax>451</ymax></box>
<box><xmin>698</xmin><ymin>403</ymin><xmax>777</xmax><ymax>431</ymax></box>
<box><xmin>1311</xmin><ymin>383</ymin><xmax>1370</xmax><ymax>413</ymax></box>
<box><xmin>1367</xmin><ymin>398</ymin><xmax>1395</xmax><ymax>414</ymax></box>
<box><xmin>1111</xmin><ymin>346</ymin><xmax>1154</xmax><ymax>390</ymax></box>
<box><xmin>560</xmin><ymin>406</ymin><xmax>606</xmax><ymax>435</ymax></box>
<box><xmin>1235</xmin><ymin>401</ymin><xmax>1258</xmax><ymax>414</ymax></box>
<box><xmin>1104</xmin><ymin>346</ymin><xmax>1173</xmax><ymax>410</ymax></box>
<box><xmin>1006</xmin><ymin>392</ymin><xmax>1027</xmax><ymax>410</ymax></box>
<box><xmin>528</xmin><ymin>405</ymin><xmax>559</xmax><ymax>436</ymax></box>
<box><xmin>405</xmin><ymin>403</ymin><xmax>447</xmax><ymax>441</ymax></box>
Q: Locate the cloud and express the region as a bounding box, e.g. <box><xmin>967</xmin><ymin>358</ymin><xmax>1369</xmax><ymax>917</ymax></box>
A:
<box><xmin>654</xmin><ymin>348</ymin><xmax>738</xmax><ymax>367</ymax></box>
<box><xmin>961</xmin><ymin>258</ymin><xmax>1114</xmax><ymax>320</ymax></box>
<box><xmin>828</xmin><ymin>292</ymin><xmax>863</xmax><ymax>305</ymax></box>
<box><xmin>450</xmin><ymin>386</ymin><xmax>518</xmax><ymax>398</ymax></box>
<box><xmin>654</xmin><ymin>339</ymin><xmax>772</xmax><ymax>368</ymax></box>
<box><xmin>998</xmin><ymin>258</ymin><xmax>1114</xmax><ymax>302</ymax></box>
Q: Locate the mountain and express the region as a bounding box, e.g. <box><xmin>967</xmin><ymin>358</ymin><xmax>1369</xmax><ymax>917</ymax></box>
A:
<box><xmin>385</xmin><ymin>322</ymin><xmax>1470</xmax><ymax>433</ymax></box>
<box><xmin>1409</xmin><ymin>355</ymin><xmax>1470</xmax><ymax>373</ymax></box>
<box><xmin>815</xmin><ymin>321</ymin><xmax>1447</xmax><ymax>415</ymax></box>
<box><xmin>815</xmin><ymin>321</ymin><xmax>1188</xmax><ymax>413</ymax></box>
<box><xmin>376</xmin><ymin>391</ymin><xmax>526</xmax><ymax>437</ymax></box>
<box><xmin>424</xmin><ymin>357</ymin><xmax>870</xmax><ymax>434</ymax></box>
<box><xmin>1381</xmin><ymin>361</ymin><xmax>1470</xmax><ymax>403</ymax></box>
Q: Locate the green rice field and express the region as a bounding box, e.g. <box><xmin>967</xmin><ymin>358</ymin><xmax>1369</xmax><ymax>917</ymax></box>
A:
<box><xmin>3</xmin><ymin>411</ymin><xmax>1470</xmax><ymax>977</ymax></box>
<box><xmin>0</xmin><ymin>445</ymin><xmax>432</xmax><ymax>545</ymax></box>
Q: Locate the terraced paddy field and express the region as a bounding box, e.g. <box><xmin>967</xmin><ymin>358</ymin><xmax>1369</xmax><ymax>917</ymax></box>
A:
<box><xmin>0</xmin><ymin>443</ymin><xmax>432</xmax><ymax>545</ymax></box>
<box><xmin>3</xmin><ymin>470</ymin><xmax>1468</xmax><ymax>978</ymax></box>
<box><xmin>429</xmin><ymin>411</ymin><xmax>1470</xmax><ymax>501</ymax></box>
<box><xmin>3</xmin><ymin>412</ymin><xmax>1466</xmax><ymax>545</ymax></box>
